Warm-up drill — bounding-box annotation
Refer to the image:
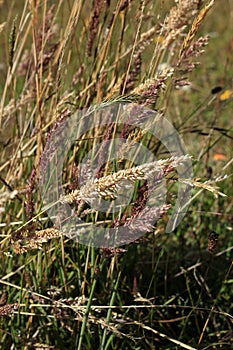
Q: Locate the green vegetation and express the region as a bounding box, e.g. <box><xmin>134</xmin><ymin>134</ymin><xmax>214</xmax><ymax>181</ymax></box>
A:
<box><xmin>0</xmin><ymin>1</ymin><xmax>232</xmax><ymax>349</ymax></box>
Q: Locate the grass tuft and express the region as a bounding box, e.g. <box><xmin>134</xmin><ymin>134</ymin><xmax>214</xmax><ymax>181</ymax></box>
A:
<box><xmin>0</xmin><ymin>1</ymin><xmax>232</xmax><ymax>349</ymax></box>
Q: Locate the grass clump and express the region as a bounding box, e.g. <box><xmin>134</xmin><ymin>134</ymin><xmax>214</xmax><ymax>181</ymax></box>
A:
<box><xmin>0</xmin><ymin>0</ymin><xmax>232</xmax><ymax>349</ymax></box>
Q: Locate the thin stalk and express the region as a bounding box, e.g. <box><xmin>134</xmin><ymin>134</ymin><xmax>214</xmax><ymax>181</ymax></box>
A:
<box><xmin>77</xmin><ymin>256</ymin><xmax>102</xmax><ymax>350</ymax></box>
<box><xmin>100</xmin><ymin>270</ymin><xmax>121</xmax><ymax>350</ymax></box>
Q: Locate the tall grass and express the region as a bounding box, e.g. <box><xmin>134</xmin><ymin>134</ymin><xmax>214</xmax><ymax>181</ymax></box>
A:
<box><xmin>0</xmin><ymin>0</ymin><xmax>232</xmax><ymax>349</ymax></box>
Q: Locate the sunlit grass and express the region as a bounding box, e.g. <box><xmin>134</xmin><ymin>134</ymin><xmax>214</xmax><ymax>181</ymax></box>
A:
<box><xmin>0</xmin><ymin>1</ymin><xmax>232</xmax><ymax>349</ymax></box>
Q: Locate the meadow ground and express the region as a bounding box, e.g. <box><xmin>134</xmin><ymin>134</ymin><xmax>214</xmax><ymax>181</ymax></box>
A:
<box><xmin>0</xmin><ymin>1</ymin><xmax>232</xmax><ymax>349</ymax></box>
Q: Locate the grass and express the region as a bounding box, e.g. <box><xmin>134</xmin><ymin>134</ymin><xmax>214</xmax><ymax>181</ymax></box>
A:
<box><xmin>0</xmin><ymin>0</ymin><xmax>232</xmax><ymax>349</ymax></box>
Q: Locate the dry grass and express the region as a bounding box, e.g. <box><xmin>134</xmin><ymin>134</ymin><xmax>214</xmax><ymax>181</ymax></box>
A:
<box><xmin>0</xmin><ymin>0</ymin><xmax>232</xmax><ymax>349</ymax></box>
